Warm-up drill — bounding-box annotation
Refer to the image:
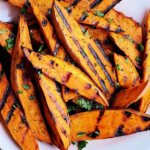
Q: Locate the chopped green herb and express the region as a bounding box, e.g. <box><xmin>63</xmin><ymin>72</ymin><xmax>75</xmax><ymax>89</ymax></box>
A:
<box><xmin>0</xmin><ymin>28</ymin><xmax>8</xmax><ymax>34</ymax></box>
<box><xmin>116</xmin><ymin>82</ymin><xmax>120</xmax><ymax>89</ymax></box>
<box><xmin>71</xmin><ymin>142</ymin><xmax>76</xmax><ymax>145</ymax></box>
<box><xmin>63</xmin><ymin>24</ymin><xmax>65</xmax><ymax>27</ymax></box>
<box><xmin>84</xmin><ymin>30</ymin><xmax>89</xmax><ymax>36</ymax></box>
<box><xmin>41</xmin><ymin>51</ymin><xmax>45</xmax><ymax>55</ymax></box>
<box><xmin>109</xmin><ymin>53</ymin><xmax>113</xmax><ymax>56</ymax></box>
<box><xmin>40</xmin><ymin>73</ymin><xmax>44</xmax><ymax>76</ymax></box>
<box><xmin>23</xmin><ymin>84</ymin><xmax>31</xmax><ymax>90</ymax></box>
<box><xmin>96</xmin><ymin>104</ymin><xmax>104</xmax><ymax>109</ymax></box>
<box><xmin>94</xmin><ymin>131</ymin><xmax>100</xmax><ymax>135</ymax></box>
<box><xmin>20</xmin><ymin>8</ymin><xmax>27</xmax><ymax>14</ymax></box>
<box><xmin>64</xmin><ymin>7</ymin><xmax>69</xmax><ymax>11</ymax></box>
<box><xmin>30</xmin><ymin>33</ymin><xmax>34</xmax><ymax>38</ymax></box>
<box><xmin>94</xmin><ymin>11</ymin><xmax>104</xmax><ymax>17</ymax></box>
<box><xmin>120</xmin><ymin>38</ymin><xmax>123</xmax><ymax>42</ymax></box>
<box><xmin>83</xmin><ymin>11</ymin><xmax>88</xmax><ymax>15</ymax></box>
<box><xmin>0</xmin><ymin>73</ymin><xmax>1</xmax><ymax>80</ymax></box>
<box><xmin>136</xmin><ymin>57</ymin><xmax>142</xmax><ymax>62</ymax></box>
<box><xmin>29</xmin><ymin>94</ymin><xmax>34</xmax><ymax>100</ymax></box>
<box><xmin>5</xmin><ymin>38</ymin><xmax>14</xmax><ymax>50</ymax></box>
<box><xmin>125</xmin><ymin>59</ymin><xmax>129</xmax><ymax>62</ymax></box>
<box><xmin>146</xmin><ymin>67</ymin><xmax>149</xmax><ymax>72</ymax></box>
<box><xmin>107</xmin><ymin>18</ymin><xmax>113</xmax><ymax>23</ymax></box>
<box><xmin>77</xmin><ymin>132</ymin><xmax>86</xmax><ymax>137</ymax></box>
<box><xmin>68</xmin><ymin>105</ymin><xmax>76</xmax><ymax>115</ymax></box>
<box><xmin>115</xmin><ymin>64</ymin><xmax>123</xmax><ymax>71</ymax></box>
<box><xmin>71</xmin><ymin>61</ymin><xmax>75</xmax><ymax>66</ymax></box>
<box><xmin>95</xmin><ymin>63</ymin><xmax>98</xmax><ymax>67</ymax></box>
<box><xmin>78</xmin><ymin>122</ymin><xmax>81</xmax><ymax>125</ymax></box>
<box><xmin>78</xmin><ymin>141</ymin><xmax>88</xmax><ymax>150</ymax></box>
<box><xmin>17</xmin><ymin>91</ymin><xmax>23</xmax><ymax>94</ymax></box>
<box><xmin>13</xmin><ymin>105</ymin><xmax>16</xmax><ymax>109</ymax></box>
<box><xmin>38</xmin><ymin>45</ymin><xmax>44</xmax><ymax>52</ymax></box>
<box><xmin>138</xmin><ymin>44</ymin><xmax>144</xmax><ymax>52</ymax></box>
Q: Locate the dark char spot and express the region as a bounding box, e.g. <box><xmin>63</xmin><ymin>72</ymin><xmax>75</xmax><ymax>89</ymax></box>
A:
<box><xmin>135</xmin><ymin>127</ymin><xmax>141</xmax><ymax>133</ymax></box>
<box><xmin>115</xmin><ymin>28</ymin><xmax>124</xmax><ymax>33</ymax></box>
<box><xmin>105</xmin><ymin>24</ymin><xmax>110</xmax><ymax>31</ymax></box>
<box><xmin>123</xmin><ymin>76</ymin><xmax>128</xmax><ymax>83</ymax></box>
<box><xmin>87</xmin><ymin>130</ymin><xmax>100</xmax><ymax>138</ymax></box>
<box><xmin>16</xmin><ymin>63</ymin><xmax>25</xmax><ymax>69</ymax></box>
<box><xmin>49</xmin><ymin>60</ymin><xmax>55</xmax><ymax>66</ymax></box>
<box><xmin>35</xmin><ymin>68</ymin><xmax>42</xmax><ymax>75</ymax></box>
<box><xmin>145</xmin><ymin>54</ymin><xmax>148</xmax><ymax>60</ymax></box>
<box><xmin>71</xmin><ymin>0</ymin><xmax>81</xmax><ymax>6</ymax></box>
<box><xmin>61</xmin><ymin>72</ymin><xmax>72</xmax><ymax>83</ymax></box>
<box><xmin>85</xmin><ymin>83</ymin><xmax>92</xmax><ymax>90</ymax></box>
<box><xmin>115</xmin><ymin>125</ymin><xmax>125</xmax><ymax>137</ymax></box>
<box><xmin>142</xmin><ymin>116</ymin><xmax>150</xmax><ymax>122</ymax></box>
<box><xmin>42</xmin><ymin>19</ymin><xmax>47</xmax><ymax>27</ymax></box>
<box><xmin>65</xmin><ymin>87</ymin><xmax>69</xmax><ymax>94</ymax></box>
<box><xmin>53</xmin><ymin>40</ymin><xmax>60</xmax><ymax>56</ymax></box>
<box><xmin>104</xmin><ymin>38</ymin><xmax>111</xmax><ymax>45</ymax></box>
<box><xmin>80</xmin><ymin>14</ymin><xmax>88</xmax><ymax>21</ymax></box>
<box><xmin>97</xmin><ymin>110</ymin><xmax>105</xmax><ymax>123</ymax></box>
<box><xmin>90</xmin><ymin>0</ymin><xmax>103</xmax><ymax>9</ymax></box>
<box><xmin>9</xmin><ymin>33</ymin><xmax>15</xmax><ymax>38</ymax></box>
<box><xmin>123</xmin><ymin>111</ymin><xmax>132</xmax><ymax>118</ymax></box>
<box><xmin>80</xmin><ymin>24</ymin><xmax>87</xmax><ymax>34</ymax></box>
<box><xmin>55</xmin><ymin>82</ymin><xmax>62</xmax><ymax>95</ymax></box>
<box><xmin>23</xmin><ymin>0</ymin><xmax>31</xmax><ymax>9</ymax></box>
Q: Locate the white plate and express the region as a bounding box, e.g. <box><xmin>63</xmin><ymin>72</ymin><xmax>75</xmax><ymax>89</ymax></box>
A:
<box><xmin>0</xmin><ymin>0</ymin><xmax>150</xmax><ymax>150</ymax></box>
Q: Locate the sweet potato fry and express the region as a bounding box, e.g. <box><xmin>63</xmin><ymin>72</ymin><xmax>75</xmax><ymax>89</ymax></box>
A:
<box><xmin>139</xmin><ymin>11</ymin><xmax>150</xmax><ymax>113</ymax></box>
<box><xmin>111</xmin><ymin>81</ymin><xmax>150</xmax><ymax>109</ymax></box>
<box><xmin>0</xmin><ymin>22</ymin><xmax>15</xmax><ymax>55</ymax></box>
<box><xmin>36</xmin><ymin>74</ymin><xmax>71</xmax><ymax>150</ymax></box>
<box><xmin>60</xmin><ymin>1</ymin><xmax>123</xmax><ymax>33</ymax></box>
<box><xmin>109</xmin><ymin>32</ymin><xmax>143</xmax><ymax>69</ymax></box>
<box><xmin>22</xmin><ymin>47</ymin><xmax>108</xmax><ymax>106</ymax></box>
<box><xmin>0</xmin><ymin>63</ymin><xmax>39</xmax><ymax>150</ymax></box>
<box><xmin>10</xmin><ymin>13</ymin><xmax>52</xmax><ymax>143</ymax></box>
<box><xmin>70</xmin><ymin>109</ymin><xmax>150</xmax><ymax>141</ymax></box>
<box><xmin>114</xmin><ymin>53</ymin><xmax>140</xmax><ymax>88</ymax></box>
<box><xmin>30</xmin><ymin>0</ymin><xmax>78</xmax><ymax>102</ymax></box>
<box><xmin>52</xmin><ymin>1</ymin><xmax>116</xmax><ymax>98</ymax></box>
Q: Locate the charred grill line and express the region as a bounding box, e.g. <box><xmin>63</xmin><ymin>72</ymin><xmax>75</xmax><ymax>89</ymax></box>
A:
<box><xmin>115</xmin><ymin>125</ymin><xmax>125</xmax><ymax>137</ymax></box>
<box><xmin>55</xmin><ymin>4</ymin><xmax>72</xmax><ymax>32</ymax></box>
<box><xmin>79</xmin><ymin>24</ymin><xmax>87</xmax><ymax>34</ymax></box>
<box><xmin>21</xmin><ymin>115</ymin><xmax>29</xmax><ymax>127</ymax></box>
<box><xmin>80</xmin><ymin>14</ymin><xmax>88</xmax><ymax>21</ymax></box>
<box><xmin>71</xmin><ymin>0</ymin><xmax>81</xmax><ymax>6</ymax></box>
<box><xmin>53</xmin><ymin>40</ymin><xmax>60</xmax><ymax>56</ymax></box>
<box><xmin>65</xmin><ymin>87</ymin><xmax>69</xmax><ymax>94</ymax></box>
<box><xmin>16</xmin><ymin>62</ymin><xmax>25</xmax><ymax>69</ymax></box>
<box><xmin>94</xmin><ymin>39</ymin><xmax>109</xmax><ymax>62</ymax></box>
<box><xmin>0</xmin><ymin>85</ymin><xmax>11</xmax><ymax>111</ymax></box>
<box><xmin>55</xmin><ymin>82</ymin><xmax>62</xmax><ymax>95</ymax></box>
<box><xmin>6</xmin><ymin>103</ymin><xmax>16</xmax><ymax>124</ymax></box>
<box><xmin>88</xmin><ymin>44</ymin><xmax>115</xmax><ymax>87</ymax></box>
<box><xmin>90</xmin><ymin>0</ymin><xmax>103</xmax><ymax>9</ymax></box>
<box><xmin>71</xmin><ymin>37</ymin><xmax>108</xmax><ymax>93</ymax></box>
<box><xmin>102</xmin><ymin>0</ymin><xmax>122</xmax><ymax>15</ymax></box>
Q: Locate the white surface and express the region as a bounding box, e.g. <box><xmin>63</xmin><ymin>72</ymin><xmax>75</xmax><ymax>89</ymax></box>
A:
<box><xmin>0</xmin><ymin>0</ymin><xmax>150</xmax><ymax>150</ymax></box>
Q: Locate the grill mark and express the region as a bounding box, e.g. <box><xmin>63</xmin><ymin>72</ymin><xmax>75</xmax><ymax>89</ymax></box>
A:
<box><xmin>21</xmin><ymin>128</ymin><xmax>29</xmax><ymax>144</ymax></box>
<box><xmin>79</xmin><ymin>24</ymin><xmax>87</xmax><ymax>34</ymax></box>
<box><xmin>105</xmin><ymin>24</ymin><xmax>110</xmax><ymax>31</ymax></box>
<box><xmin>145</xmin><ymin>54</ymin><xmax>148</xmax><ymax>60</ymax></box>
<box><xmin>115</xmin><ymin>28</ymin><xmax>124</xmax><ymax>33</ymax></box>
<box><xmin>61</xmin><ymin>72</ymin><xmax>72</xmax><ymax>83</ymax></box>
<box><xmin>115</xmin><ymin>125</ymin><xmax>125</xmax><ymax>137</ymax></box>
<box><xmin>55</xmin><ymin>4</ymin><xmax>72</xmax><ymax>32</ymax></box>
<box><xmin>61</xmin><ymin>127</ymin><xmax>68</xmax><ymax>137</ymax></box>
<box><xmin>55</xmin><ymin>82</ymin><xmax>62</xmax><ymax>95</ymax></box>
<box><xmin>80</xmin><ymin>14</ymin><xmax>88</xmax><ymax>21</ymax></box>
<box><xmin>46</xmin><ymin>8</ymin><xmax>52</xmax><ymax>20</ymax></box>
<box><xmin>42</xmin><ymin>19</ymin><xmax>47</xmax><ymax>27</ymax></box>
<box><xmin>6</xmin><ymin>103</ymin><xmax>16</xmax><ymax>124</ymax></box>
<box><xmin>142</xmin><ymin>116</ymin><xmax>150</xmax><ymax>122</ymax></box>
<box><xmin>123</xmin><ymin>111</ymin><xmax>132</xmax><ymax>118</ymax></box>
<box><xmin>23</xmin><ymin>0</ymin><xmax>30</xmax><ymax>9</ymax></box>
<box><xmin>94</xmin><ymin>39</ymin><xmax>109</xmax><ymax>62</ymax></box>
<box><xmin>9</xmin><ymin>33</ymin><xmax>15</xmax><ymax>39</ymax></box>
<box><xmin>88</xmin><ymin>44</ymin><xmax>114</xmax><ymax>87</ymax></box>
<box><xmin>97</xmin><ymin>110</ymin><xmax>105</xmax><ymax>123</ymax></box>
<box><xmin>71</xmin><ymin>37</ymin><xmax>108</xmax><ymax>92</ymax></box>
<box><xmin>102</xmin><ymin>0</ymin><xmax>122</xmax><ymax>15</ymax></box>
<box><xmin>16</xmin><ymin>63</ymin><xmax>25</xmax><ymax>69</ymax></box>
<box><xmin>71</xmin><ymin>0</ymin><xmax>81</xmax><ymax>6</ymax></box>
<box><xmin>53</xmin><ymin>40</ymin><xmax>60</xmax><ymax>56</ymax></box>
<box><xmin>87</xmin><ymin>129</ymin><xmax>100</xmax><ymax>138</ymax></box>
<box><xmin>49</xmin><ymin>60</ymin><xmax>55</xmax><ymax>66</ymax></box>
<box><xmin>90</xmin><ymin>0</ymin><xmax>103</xmax><ymax>9</ymax></box>
<box><xmin>0</xmin><ymin>85</ymin><xmax>11</xmax><ymax>111</ymax></box>
<box><xmin>65</xmin><ymin>87</ymin><xmax>69</xmax><ymax>94</ymax></box>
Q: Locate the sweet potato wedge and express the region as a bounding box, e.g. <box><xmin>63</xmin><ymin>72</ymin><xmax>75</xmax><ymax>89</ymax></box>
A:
<box><xmin>10</xmin><ymin>14</ymin><xmax>52</xmax><ymax>143</ymax></box>
<box><xmin>82</xmin><ymin>25</ymin><xmax>116</xmax><ymax>53</ymax></box>
<box><xmin>0</xmin><ymin>22</ymin><xmax>15</xmax><ymax>55</ymax></box>
<box><xmin>109</xmin><ymin>32</ymin><xmax>143</xmax><ymax>69</ymax></box>
<box><xmin>30</xmin><ymin>0</ymin><xmax>78</xmax><ymax>102</ymax></box>
<box><xmin>104</xmin><ymin>9</ymin><xmax>142</xmax><ymax>44</ymax></box>
<box><xmin>63</xmin><ymin>0</ymin><xmax>122</xmax><ymax>15</ymax></box>
<box><xmin>114</xmin><ymin>53</ymin><xmax>140</xmax><ymax>88</ymax></box>
<box><xmin>111</xmin><ymin>81</ymin><xmax>150</xmax><ymax>109</ymax></box>
<box><xmin>52</xmin><ymin>1</ymin><xmax>116</xmax><ymax>98</ymax></box>
<box><xmin>139</xmin><ymin>11</ymin><xmax>150</xmax><ymax>113</ymax></box>
<box><xmin>36</xmin><ymin>74</ymin><xmax>71</xmax><ymax>150</ymax></box>
<box><xmin>70</xmin><ymin>109</ymin><xmax>150</xmax><ymax>141</ymax></box>
<box><xmin>22</xmin><ymin>47</ymin><xmax>108</xmax><ymax>106</ymax></box>
<box><xmin>60</xmin><ymin>1</ymin><xmax>123</xmax><ymax>33</ymax></box>
<box><xmin>0</xmin><ymin>63</ymin><xmax>39</xmax><ymax>150</ymax></box>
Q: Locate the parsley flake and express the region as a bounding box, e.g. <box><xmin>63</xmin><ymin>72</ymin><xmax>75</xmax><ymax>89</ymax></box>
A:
<box><xmin>95</xmin><ymin>63</ymin><xmax>98</xmax><ymax>67</ymax></box>
<box><xmin>94</xmin><ymin>11</ymin><xmax>104</xmax><ymax>17</ymax></box>
<box><xmin>4</xmin><ymin>37</ymin><xmax>14</xmax><ymax>50</ymax></box>
<box><xmin>38</xmin><ymin>45</ymin><xmax>44</xmax><ymax>52</ymax></box>
<box><xmin>84</xmin><ymin>30</ymin><xmax>89</xmax><ymax>36</ymax></box>
<box><xmin>146</xmin><ymin>67</ymin><xmax>149</xmax><ymax>72</ymax></box>
<box><xmin>64</xmin><ymin>7</ymin><xmax>69</xmax><ymax>11</ymax></box>
<box><xmin>0</xmin><ymin>73</ymin><xmax>1</xmax><ymax>80</ymax></box>
<box><xmin>94</xmin><ymin>131</ymin><xmax>100</xmax><ymax>135</ymax></box>
<box><xmin>17</xmin><ymin>91</ymin><xmax>23</xmax><ymax>94</ymax></box>
<box><xmin>63</xmin><ymin>24</ymin><xmax>65</xmax><ymax>27</ymax></box>
<box><xmin>116</xmin><ymin>82</ymin><xmax>120</xmax><ymax>89</ymax></box>
<box><xmin>83</xmin><ymin>11</ymin><xmax>88</xmax><ymax>15</ymax></box>
<box><xmin>71</xmin><ymin>142</ymin><xmax>76</xmax><ymax>145</ymax></box>
<box><xmin>23</xmin><ymin>84</ymin><xmax>31</xmax><ymax>90</ymax></box>
<box><xmin>78</xmin><ymin>141</ymin><xmax>88</xmax><ymax>150</ymax></box>
<box><xmin>120</xmin><ymin>38</ymin><xmax>123</xmax><ymax>42</ymax></box>
<box><xmin>125</xmin><ymin>59</ymin><xmax>129</xmax><ymax>62</ymax></box>
<box><xmin>107</xmin><ymin>18</ymin><xmax>113</xmax><ymax>23</ymax></box>
<box><xmin>138</xmin><ymin>44</ymin><xmax>144</xmax><ymax>52</ymax></box>
<box><xmin>77</xmin><ymin>132</ymin><xmax>86</xmax><ymax>137</ymax></box>
<box><xmin>115</xmin><ymin>64</ymin><xmax>123</xmax><ymax>71</ymax></box>
<box><xmin>0</xmin><ymin>28</ymin><xmax>8</xmax><ymax>34</ymax></box>
<box><xmin>29</xmin><ymin>94</ymin><xmax>34</xmax><ymax>100</ymax></box>
<box><xmin>20</xmin><ymin>8</ymin><xmax>27</xmax><ymax>14</ymax></box>
<box><xmin>40</xmin><ymin>73</ymin><xmax>44</xmax><ymax>76</ymax></box>
<box><xmin>136</xmin><ymin>57</ymin><xmax>142</xmax><ymax>62</ymax></box>
<box><xmin>30</xmin><ymin>33</ymin><xmax>34</xmax><ymax>38</ymax></box>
